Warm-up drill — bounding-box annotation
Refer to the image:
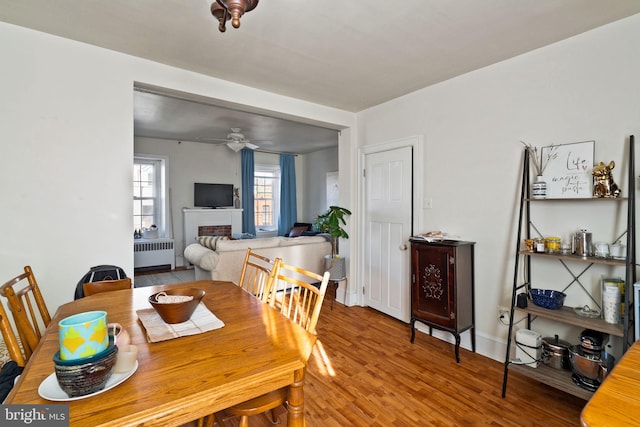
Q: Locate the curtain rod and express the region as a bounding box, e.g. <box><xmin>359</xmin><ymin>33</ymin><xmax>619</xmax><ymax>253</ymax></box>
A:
<box><xmin>254</xmin><ymin>149</ymin><xmax>298</xmax><ymax>157</ymax></box>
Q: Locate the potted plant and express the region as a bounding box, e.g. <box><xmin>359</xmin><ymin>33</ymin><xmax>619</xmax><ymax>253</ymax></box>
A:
<box><xmin>314</xmin><ymin>205</ymin><xmax>351</xmax><ymax>257</ymax></box>
<box><xmin>314</xmin><ymin>206</ymin><xmax>351</xmax><ymax>282</ymax></box>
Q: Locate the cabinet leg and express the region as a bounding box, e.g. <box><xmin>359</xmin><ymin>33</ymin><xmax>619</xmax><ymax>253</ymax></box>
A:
<box><xmin>455</xmin><ymin>334</ymin><xmax>461</xmax><ymax>364</ymax></box>
<box><xmin>410</xmin><ymin>318</ymin><xmax>416</xmax><ymax>343</ymax></box>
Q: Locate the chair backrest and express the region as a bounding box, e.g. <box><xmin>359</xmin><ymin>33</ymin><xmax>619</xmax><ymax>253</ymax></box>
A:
<box><xmin>0</xmin><ymin>301</ymin><xmax>26</xmax><ymax>366</ymax></box>
<box><xmin>82</xmin><ymin>277</ymin><xmax>132</xmax><ymax>297</ymax></box>
<box><xmin>237</xmin><ymin>248</ymin><xmax>280</xmax><ymax>303</ymax></box>
<box><xmin>0</xmin><ymin>266</ymin><xmax>51</xmax><ymax>360</ymax></box>
<box><xmin>268</xmin><ymin>260</ymin><xmax>330</xmax><ymax>334</ymax></box>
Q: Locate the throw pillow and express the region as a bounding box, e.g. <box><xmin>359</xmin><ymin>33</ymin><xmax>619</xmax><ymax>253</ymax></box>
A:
<box><xmin>288</xmin><ymin>226</ymin><xmax>308</xmax><ymax>238</ymax></box>
<box><xmin>196</xmin><ymin>235</ymin><xmax>228</xmax><ymax>250</ymax></box>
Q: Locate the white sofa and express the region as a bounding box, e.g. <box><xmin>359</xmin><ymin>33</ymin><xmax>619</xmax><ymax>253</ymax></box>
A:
<box><xmin>184</xmin><ymin>235</ymin><xmax>332</xmax><ymax>282</ymax></box>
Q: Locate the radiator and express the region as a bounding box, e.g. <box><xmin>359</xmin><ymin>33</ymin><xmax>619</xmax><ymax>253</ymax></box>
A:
<box><xmin>134</xmin><ymin>238</ymin><xmax>175</xmax><ymax>270</ymax></box>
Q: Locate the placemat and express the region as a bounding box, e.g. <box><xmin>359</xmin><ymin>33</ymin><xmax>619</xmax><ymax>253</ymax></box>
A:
<box><xmin>137</xmin><ymin>303</ymin><xmax>225</xmax><ymax>343</ymax></box>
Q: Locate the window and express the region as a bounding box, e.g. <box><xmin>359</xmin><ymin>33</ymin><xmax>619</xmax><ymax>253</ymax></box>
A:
<box><xmin>254</xmin><ymin>166</ymin><xmax>280</xmax><ymax>229</ymax></box>
<box><xmin>133</xmin><ymin>155</ymin><xmax>167</xmax><ymax>235</ymax></box>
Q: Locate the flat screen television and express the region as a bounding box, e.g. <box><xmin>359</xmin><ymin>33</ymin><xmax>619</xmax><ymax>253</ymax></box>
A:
<box><xmin>194</xmin><ymin>183</ymin><xmax>234</xmax><ymax>208</ymax></box>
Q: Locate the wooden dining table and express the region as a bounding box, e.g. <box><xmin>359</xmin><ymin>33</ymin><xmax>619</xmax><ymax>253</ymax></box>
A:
<box><xmin>580</xmin><ymin>340</ymin><xmax>640</xmax><ymax>426</ymax></box>
<box><xmin>5</xmin><ymin>280</ymin><xmax>317</xmax><ymax>427</ymax></box>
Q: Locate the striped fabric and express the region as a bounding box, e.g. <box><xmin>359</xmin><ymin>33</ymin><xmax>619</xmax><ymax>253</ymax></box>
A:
<box><xmin>196</xmin><ymin>235</ymin><xmax>229</xmax><ymax>250</ymax></box>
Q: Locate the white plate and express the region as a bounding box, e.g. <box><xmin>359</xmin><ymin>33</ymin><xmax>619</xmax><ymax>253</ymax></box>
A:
<box><xmin>38</xmin><ymin>361</ymin><xmax>138</xmax><ymax>401</ymax></box>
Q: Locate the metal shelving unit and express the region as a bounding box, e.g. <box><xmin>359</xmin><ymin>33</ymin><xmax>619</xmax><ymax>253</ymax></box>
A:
<box><xmin>501</xmin><ymin>136</ymin><xmax>636</xmax><ymax>399</ymax></box>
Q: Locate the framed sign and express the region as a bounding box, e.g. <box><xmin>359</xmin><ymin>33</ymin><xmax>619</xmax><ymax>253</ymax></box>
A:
<box><xmin>541</xmin><ymin>140</ymin><xmax>594</xmax><ymax>198</ymax></box>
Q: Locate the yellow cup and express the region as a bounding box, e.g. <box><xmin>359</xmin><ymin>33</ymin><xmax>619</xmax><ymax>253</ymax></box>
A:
<box><xmin>58</xmin><ymin>311</ymin><xmax>108</xmax><ymax>360</ymax></box>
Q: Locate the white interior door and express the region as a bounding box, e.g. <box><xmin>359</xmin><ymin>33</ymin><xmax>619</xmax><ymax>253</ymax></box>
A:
<box><xmin>363</xmin><ymin>146</ymin><xmax>413</xmax><ymax>322</ymax></box>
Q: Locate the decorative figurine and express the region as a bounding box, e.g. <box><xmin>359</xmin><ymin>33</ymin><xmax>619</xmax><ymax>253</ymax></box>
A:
<box><xmin>592</xmin><ymin>161</ymin><xmax>621</xmax><ymax>198</ymax></box>
<box><xmin>233</xmin><ymin>187</ymin><xmax>241</xmax><ymax>208</ymax></box>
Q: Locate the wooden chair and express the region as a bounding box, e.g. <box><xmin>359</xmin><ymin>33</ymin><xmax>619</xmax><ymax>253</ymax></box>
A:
<box><xmin>0</xmin><ymin>266</ymin><xmax>51</xmax><ymax>361</ymax></box>
<box><xmin>0</xmin><ymin>301</ymin><xmax>26</xmax><ymax>366</ymax></box>
<box><xmin>82</xmin><ymin>277</ymin><xmax>132</xmax><ymax>297</ymax></box>
<box><xmin>237</xmin><ymin>248</ymin><xmax>280</xmax><ymax>303</ymax></box>
<box><xmin>215</xmin><ymin>261</ymin><xmax>330</xmax><ymax>427</ymax></box>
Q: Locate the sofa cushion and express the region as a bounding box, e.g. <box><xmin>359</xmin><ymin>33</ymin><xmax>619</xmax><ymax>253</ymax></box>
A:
<box><xmin>278</xmin><ymin>236</ymin><xmax>329</xmax><ymax>247</ymax></box>
<box><xmin>216</xmin><ymin>237</ymin><xmax>281</xmax><ymax>252</ymax></box>
<box><xmin>196</xmin><ymin>235</ymin><xmax>228</xmax><ymax>250</ymax></box>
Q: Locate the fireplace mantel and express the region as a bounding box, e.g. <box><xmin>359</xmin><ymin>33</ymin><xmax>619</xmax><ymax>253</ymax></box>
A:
<box><xmin>182</xmin><ymin>208</ymin><xmax>243</xmax><ymax>251</ymax></box>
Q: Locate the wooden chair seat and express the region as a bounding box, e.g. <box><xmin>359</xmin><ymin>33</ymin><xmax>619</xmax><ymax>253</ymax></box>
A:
<box><xmin>214</xmin><ymin>261</ymin><xmax>330</xmax><ymax>427</ymax></box>
<box><xmin>82</xmin><ymin>278</ymin><xmax>132</xmax><ymax>296</ymax></box>
<box><xmin>226</xmin><ymin>388</ymin><xmax>288</xmax><ymax>416</ymax></box>
<box><xmin>0</xmin><ymin>266</ymin><xmax>51</xmax><ymax>361</ymax></box>
<box><xmin>237</xmin><ymin>248</ymin><xmax>280</xmax><ymax>303</ymax></box>
<box><xmin>0</xmin><ymin>301</ymin><xmax>26</xmax><ymax>366</ymax></box>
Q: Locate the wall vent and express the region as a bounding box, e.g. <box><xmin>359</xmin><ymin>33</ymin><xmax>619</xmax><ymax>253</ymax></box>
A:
<box><xmin>134</xmin><ymin>238</ymin><xmax>175</xmax><ymax>271</ymax></box>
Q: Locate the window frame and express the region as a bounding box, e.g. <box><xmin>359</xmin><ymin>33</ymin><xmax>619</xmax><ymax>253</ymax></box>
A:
<box><xmin>254</xmin><ymin>164</ymin><xmax>280</xmax><ymax>231</ymax></box>
<box><xmin>133</xmin><ymin>154</ymin><xmax>169</xmax><ymax>236</ymax></box>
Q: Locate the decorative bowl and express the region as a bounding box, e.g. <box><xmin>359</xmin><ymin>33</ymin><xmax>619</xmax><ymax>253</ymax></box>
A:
<box><xmin>148</xmin><ymin>288</ymin><xmax>205</xmax><ymax>324</ymax></box>
<box><xmin>529</xmin><ymin>288</ymin><xmax>566</xmax><ymax>310</ymax></box>
<box><xmin>53</xmin><ymin>339</ymin><xmax>118</xmax><ymax>397</ymax></box>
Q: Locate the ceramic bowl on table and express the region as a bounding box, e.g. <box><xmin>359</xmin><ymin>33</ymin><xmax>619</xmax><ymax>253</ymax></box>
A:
<box><xmin>148</xmin><ymin>288</ymin><xmax>205</xmax><ymax>324</ymax></box>
<box><xmin>53</xmin><ymin>338</ymin><xmax>118</xmax><ymax>397</ymax></box>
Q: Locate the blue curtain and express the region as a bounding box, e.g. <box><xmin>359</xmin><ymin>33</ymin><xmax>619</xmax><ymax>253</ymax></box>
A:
<box><xmin>241</xmin><ymin>149</ymin><xmax>256</xmax><ymax>236</ymax></box>
<box><xmin>278</xmin><ymin>154</ymin><xmax>297</xmax><ymax>235</ymax></box>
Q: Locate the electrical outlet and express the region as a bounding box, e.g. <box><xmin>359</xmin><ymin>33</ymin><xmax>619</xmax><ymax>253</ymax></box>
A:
<box><xmin>498</xmin><ymin>306</ymin><xmax>510</xmax><ymax>323</ymax></box>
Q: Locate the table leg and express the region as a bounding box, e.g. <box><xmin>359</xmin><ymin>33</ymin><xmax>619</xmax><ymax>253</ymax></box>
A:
<box><xmin>287</xmin><ymin>368</ymin><xmax>306</xmax><ymax>427</ymax></box>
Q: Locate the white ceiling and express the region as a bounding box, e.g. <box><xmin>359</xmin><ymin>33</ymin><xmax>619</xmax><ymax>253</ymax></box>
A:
<box><xmin>2</xmin><ymin>0</ymin><xmax>639</xmax><ymax>153</ymax></box>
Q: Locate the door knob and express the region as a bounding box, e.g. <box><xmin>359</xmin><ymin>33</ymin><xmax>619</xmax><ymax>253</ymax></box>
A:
<box><xmin>399</xmin><ymin>244</ymin><xmax>408</xmax><ymax>251</ymax></box>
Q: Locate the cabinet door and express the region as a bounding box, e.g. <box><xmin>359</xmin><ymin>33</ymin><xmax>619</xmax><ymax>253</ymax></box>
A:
<box><xmin>412</xmin><ymin>244</ymin><xmax>455</xmax><ymax>328</ymax></box>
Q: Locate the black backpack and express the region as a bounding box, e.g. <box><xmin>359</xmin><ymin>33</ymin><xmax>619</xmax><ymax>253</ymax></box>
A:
<box><xmin>74</xmin><ymin>265</ymin><xmax>127</xmax><ymax>300</ymax></box>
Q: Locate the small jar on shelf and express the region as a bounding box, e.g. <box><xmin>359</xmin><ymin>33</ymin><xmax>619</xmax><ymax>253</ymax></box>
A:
<box><xmin>545</xmin><ymin>237</ymin><xmax>561</xmax><ymax>254</ymax></box>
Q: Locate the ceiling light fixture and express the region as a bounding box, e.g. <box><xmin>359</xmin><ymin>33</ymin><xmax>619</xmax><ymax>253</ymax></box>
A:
<box><xmin>226</xmin><ymin>142</ymin><xmax>248</xmax><ymax>152</ymax></box>
<box><xmin>224</xmin><ymin>128</ymin><xmax>259</xmax><ymax>152</ymax></box>
<box><xmin>210</xmin><ymin>0</ymin><xmax>259</xmax><ymax>33</ymax></box>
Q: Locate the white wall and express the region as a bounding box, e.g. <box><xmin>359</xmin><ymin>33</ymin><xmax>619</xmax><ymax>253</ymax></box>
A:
<box><xmin>0</xmin><ymin>22</ymin><xmax>355</xmax><ymax>315</ymax></box>
<box><xmin>303</xmin><ymin>146</ymin><xmax>339</xmax><ymax>222</ymax></box>
<box><xmin>3</xmin><ymin>15</ymin><xmax>639</xmax><ymax>364</ymax></box>
<box><xmin>134</xmin><ymin>138</ymin><xmax>338</xmax><ymax>262</ymax></box>
<box><xmin>356</xmin><ymin>14</ymin><xmax>640</xmax><ymax>361</ymax></box>
<box><xmin>135</xmin><ymin>137</ymin><xmax>241</xmax><ymax>264</ymax></box>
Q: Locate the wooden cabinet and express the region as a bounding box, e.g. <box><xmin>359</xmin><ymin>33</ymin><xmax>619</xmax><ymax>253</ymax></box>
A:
<box><xmin>410</xmin><ymin>239</ymin><xmax>476</xmax><ymax>363</ymax></box>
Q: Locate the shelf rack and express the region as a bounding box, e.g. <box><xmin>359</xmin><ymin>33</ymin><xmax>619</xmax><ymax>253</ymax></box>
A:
<box><xmin>501</xmin><ymin>136</ymin><xmax>636</xmax><ymax>399</ymax></box>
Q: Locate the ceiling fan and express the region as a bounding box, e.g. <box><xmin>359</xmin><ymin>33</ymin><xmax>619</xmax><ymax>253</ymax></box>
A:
<box><xmin>207</xmin><ymin>128</ymin><xmax>260</xmax><ymax>152</ymax></box>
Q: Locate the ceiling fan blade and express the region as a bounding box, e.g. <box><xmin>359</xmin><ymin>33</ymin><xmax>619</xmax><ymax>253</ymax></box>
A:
<box><xmin>226</xmin><ymin>141</ymin><xmax>259</xmax><ymax>152</ymax></box>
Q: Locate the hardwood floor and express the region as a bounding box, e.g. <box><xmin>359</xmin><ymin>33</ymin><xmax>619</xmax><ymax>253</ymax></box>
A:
<box><xmin>305</xmin><ymin>302</ymin><xmax>584</xmax><ymax>426</ymax></box>
<box><xmin>150</xmin><ymin>271</ymin><xmax>585</xmax><ymax>426</ymax></box>
<box><xmin>215</xmin><ymin>300</ymin><xmax>585</xmax><ymax>426</ymax></box>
